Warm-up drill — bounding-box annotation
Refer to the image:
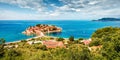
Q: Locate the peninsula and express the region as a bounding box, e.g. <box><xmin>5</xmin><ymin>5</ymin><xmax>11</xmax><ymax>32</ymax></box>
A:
<box><xmin>93</xmin><ymin>18</ymin><xmax>120</xmax><ymax>21</ymax></box>
<box><xmin>22</xmin><ymin>24</ymin><xmax>62</xmax><ymax>36</ymax></box>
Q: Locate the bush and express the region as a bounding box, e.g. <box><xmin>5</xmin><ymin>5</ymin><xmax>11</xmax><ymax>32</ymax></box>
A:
<box><xmin>57</xmin><ymin>37</ymin><xmax>64</xmax><ymax>41</ymax></box>
<box><xmin>0</xmin><ymin>38</ymin><xmax>5</xmax><ymax>57</ymax></box>
<box><xmin>69</xmin><ymin>36</ymin><xmax>74</xmax><ymax>41</ymax></box>
<box><xmin>78</xmin><ymin>38</ymin><xmax>84</xmax><ymax>40</ymax></box>
<box><xmin>0</xmin><ymin>38</ymin><xmax>5</xmax><ymax>44</ymax></box>
<box><xmin>89</xmin><ymin>39</ymin><xmax>102</xmax><ymax>47</ymax></box>
<box><xmin>4</xmin><ymin>49</ymin><xmax>21</xmax><ymax>60</ymax></box>
<box><xmin>40</xmin><ymin>45</ymin><xmax>47</xmax><ymax>50</ymax></box>
<box><xmin>21</xmin><ymin>40</ymin><xmax>27</xmax><ymax>42</ymax></box>
<box><xmin>91</xmin><ymin>27</ymin><xmax>120</xmax><ymax>59</ymax></box>
<box><xmin>74</xmin><ymin>40</ymin><xmax>81</xmax><ymax>44</ymax></box>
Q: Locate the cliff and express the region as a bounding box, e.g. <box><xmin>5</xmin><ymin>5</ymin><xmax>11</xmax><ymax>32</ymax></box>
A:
<box><xmin>22</xmin><ymin>24</ymin><xmax>62</xmax><ymax>36</ymax></box>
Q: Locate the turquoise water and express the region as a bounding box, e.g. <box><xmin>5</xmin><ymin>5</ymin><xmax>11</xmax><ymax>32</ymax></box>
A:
<box><xmin>0</xmin><ymin>20</ymin><xmax>120</xmax><ymax>42</ymax></box>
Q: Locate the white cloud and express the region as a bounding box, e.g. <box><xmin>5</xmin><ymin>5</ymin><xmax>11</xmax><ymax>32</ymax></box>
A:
<box><xmin>0</xmin><ymin>0</ymin><xmax>120</xmax><ymax>20</ymax></box>
<box><xmin>88</xmin><ymin>1</ymin><xmax>99</xmax><ymax>5</ymax></box>
<box><xmin>0</xmin><ymin>0</ymin><xmax>46</xmax><ymax>11</ymax></box>
<box><xmin>49</xmin><ymin>12</ymin><xmax>60</xmax><ymax>16</ymax></box>
<box><xmin>0</xmin><ymin>9</ymin><xmax>51</xmax><ymax>20</ymax></box>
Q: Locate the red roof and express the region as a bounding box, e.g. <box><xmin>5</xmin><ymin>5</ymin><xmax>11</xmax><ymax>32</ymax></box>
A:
<box><xmin>43</xmin><ymin>40</ymin><xmax>65</xmax><ymax>48</ymax></box>
<box><xmin>83</xmin><ymin>40</ymin><xmax>91</xmax><ymax>45</ymax></box>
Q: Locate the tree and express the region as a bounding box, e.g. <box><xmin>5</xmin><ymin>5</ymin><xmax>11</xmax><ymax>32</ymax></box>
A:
<box><xmin>89</xmin><ymin>38</ymin><xmax>102</xmax><ymax>47</ymax></box>
<box><xmin>78</xmin><ymin>38</ymin><xmax>84</xmax><ymax>40</ymax></box>
<box><xmin>21</xmin><ymin>40</ymin><xmax>27</xmax><ymax>42</ymax></box>
<box><xmin>57</xmin><ymin>37</ymin><xmax>64</xmax><ymax>41</ymax></box>
<box><xmin>0</xmin><ymin>38</ymin><xmax>5</xmax><ymax>44</ymax></box>
<box><xmin>91</xmin><ymin>27</ymin><xmax>120</xmax><ymax>42</ymax></box>
<box><xmin>5</xmin><ymin>49</ymin><xmax>21</xmax><ymax>60</ymax></box>
<box><xmin>40</xmin><ymin>45</ymin><xmax>47</xmax><ymax>50</ymax></box>
<box><xmin>74</xmin><ymin>38</ymin><xmax>84</xmax><ymax>44</ymax></box>
<box><xmin>91</xmin><ymin>27</ymin><xmax>120</xmax><ymax>60</ymax></box>
<box><xmin>69</xmin><ymin>36</ymin><xmax>74</xmax><ymax>41</ymax></box>
<box><xmin>68</xmin><ymin>45</ymin><xmax>91</xmax><ymax>60</ymax></box>
<box><xmin>0</xmin><ymin>38</ymin><xmax>5</xmax><ymax>57</ymax></box>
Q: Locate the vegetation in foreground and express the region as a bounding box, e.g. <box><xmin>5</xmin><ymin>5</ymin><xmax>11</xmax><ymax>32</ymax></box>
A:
<box><xmin>0</xmin><ymin>27</ymin><xmax>120</xmax><ymax>60</ymax></box>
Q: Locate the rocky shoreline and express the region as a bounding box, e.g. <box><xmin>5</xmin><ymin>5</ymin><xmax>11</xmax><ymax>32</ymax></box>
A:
<box><xmin>22</xmin><ymin>24</ymin><xmax>62</xmax><ymax>36</ymax></box>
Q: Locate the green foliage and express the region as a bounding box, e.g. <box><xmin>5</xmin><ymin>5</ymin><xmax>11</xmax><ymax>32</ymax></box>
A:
<box><xmin>39</xmin><ymin>45</ymin><xmax>47</xmax><ymax>50</ymax></box>
<box><xmin>74</xmin><ymin>38</ymin><xmax>84</xmax><ymax>44</ymax></box>
<box><xmin>31</xmin><ymin>38</ymin><xmax>35</xmax><ymax>41</ymax></box>
<box><xmin>0</xmin><ymin>38</ymin><xmax>5</xmax><ymax>57</ymax></box>
<box><xmin>36</xmin><ymin>24</ymin><xmax>41</xmax><ymax>27</ymax></box>
<box><xmin>0</xmin><ymin>38</ymin><xmax>5</xmax><ymax>44</ymax></box>
<box><xmin>0</xmin><ymin>46</ymin><xmax>4</xmax><ymax>57</ymax></box>
<box><xmin>74</xmin><ymin>40</ymin><xmax>79</xmax><ymax>44</ymax></box>
<box><xmin>38</xmin><ymin>45</ymin><xmax>91</xmax><ymax>60</ymax></box>
<box><xmin>89</xmin><ymin>38</ymin><xmax>102</xmax><ymax>47</ymax></box>
<box><xmin>68</xmin><ymin>45</ymin><xmax>91</xmax><ymax>60</ymax></box>
<box><xmin>21</xmin><ymin>40</ymin><xmax>27</xmax><ymax>42</ymax></box>
<box><xmin>4</xmin><ymin>49</ymin><xmax>21</xmax><ymax>60</ymax></box>
<box><xmin>57</xmin><ymin>37</ymin><xmax>64</xmax><ymax>41</ymax></box>
<box><xmin>91</xmin><ymin>27</ymin><xmax>120</xmax><ymax>42</ymax></box>
<box><xmin>1</xmin><ymin>27</ymin><xmax>120</xmax><ymax>60</ymax></box>
<box><xmin>79</xmin><ymin>38</ymin><xmax>84</xmax><ymax>40</ymax></box>
<box><xmin>100</xmin><ymin>42</ymin><xmax>120</xmax><ymax>60</ymax></box>
<box><xmin>69</xmin><ymin>36</ymin><xmax>74</xmax><ymax>41</ymax></box>
<box><xmin>5</xmin><ymin>49</ymin><xmax>21</xmax><ymax>57</ymax></box>
<box><xmin>91</xmin><ymin>27</ymin><xmax>120</xmax><ymax>60</ymax></box>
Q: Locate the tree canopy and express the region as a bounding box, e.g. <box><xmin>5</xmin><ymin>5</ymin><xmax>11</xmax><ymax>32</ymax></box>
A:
<box><xmin>91</xmin><ymin>27</ymin><xmax>120</xmax><ymax>60</ymax></box>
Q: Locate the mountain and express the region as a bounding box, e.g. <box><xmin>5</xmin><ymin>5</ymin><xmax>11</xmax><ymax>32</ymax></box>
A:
<box><xmin>93</xmin><ymin>18</ymin><xmax>120</xmax><ymax>21</ymax></box>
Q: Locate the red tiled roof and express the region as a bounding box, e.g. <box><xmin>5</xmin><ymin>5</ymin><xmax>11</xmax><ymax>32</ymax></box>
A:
<box><xmin>83</xmin><ymin>40</ymin><xmax>91</xmax><ymax>45</ymax></box>
<box><xmin>43</xmin><ymin>40</ymin><xmax>65</xmax><ymax>48</ymax></box>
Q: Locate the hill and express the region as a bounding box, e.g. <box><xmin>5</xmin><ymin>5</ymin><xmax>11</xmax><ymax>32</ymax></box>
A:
<box><xmin>93</xmin><ymin>18</ymin><xmax>120</xmax><ymax>21</ymax></box>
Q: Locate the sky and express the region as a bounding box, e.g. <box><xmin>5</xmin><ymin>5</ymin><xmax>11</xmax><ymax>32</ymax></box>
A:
<box><xmin>0</xmin><ymin>0</ymin><xmax>120</xmax><ymax>20</ymax></box>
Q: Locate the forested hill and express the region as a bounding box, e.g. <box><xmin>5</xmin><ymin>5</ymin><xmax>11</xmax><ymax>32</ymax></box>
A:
<box><xmin>93</xmin><ymin>18</ymin><xmax>120</xmax><ymax>21</ymax></box>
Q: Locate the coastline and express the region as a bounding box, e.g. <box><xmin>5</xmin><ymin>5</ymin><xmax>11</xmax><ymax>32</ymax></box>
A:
<box><xmin>5</xmin><ymin>36</ymin><xmax>43</xmax><ymax>44</ymax></box>
<box><xmin>5</xmin><ymin>35</ymin><xmax>87</xmax><ymax>44</ymax></box>
<box><xmin>5</xmin><ymin>35</ymin><xmax>61</xmax><ymax>44</ymax></box>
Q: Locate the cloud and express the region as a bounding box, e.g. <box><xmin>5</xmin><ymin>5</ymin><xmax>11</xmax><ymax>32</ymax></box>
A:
<box><xmin>0</xmin><ymin>0</ymin><xmax>120</xmax><ymax>13</ymax></box>
<box><xmin>0</xmin><ymin>0</ymin><xmax>46</xmax><ymax>12</ymax></box>
<box><xmin>0</xmin><ymin>10</ymin><xmax>38</xmax><ymax>20</ymax></box>
<box><xmin>0</xmin><ymin>0</ymin><xmax>120</xmax><ymax>20</ymax></box>
<box><xmin>49</xmin><ymin>12</ymin><xmax>60</xmax><ymax>16</ymax></box>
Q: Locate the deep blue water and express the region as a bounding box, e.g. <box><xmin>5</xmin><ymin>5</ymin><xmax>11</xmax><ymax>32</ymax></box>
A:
<box><xmin>0</xmin><ymin>20</ymin><xmax>120</xmax><ymax>42</ymax></box>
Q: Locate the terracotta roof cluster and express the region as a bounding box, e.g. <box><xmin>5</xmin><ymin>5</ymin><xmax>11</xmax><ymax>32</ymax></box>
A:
<box><xmin>83</xmin><ymin>40</ymin><xmax>91</xmax><ymax>45</ymax></box>
<box><xmin>22</xmin><ymin>24</ymin><xmax>62</xmax><ymax>36</ymax></box>
<box><xmin>43</xmin><ymin>40</ymin><xmax>65</xmax><ymax>48</ymax></box>
<box><xmin>81</xmin><ymin>39</ymin><xmax>91</xmax><ymax>45</ymax></box>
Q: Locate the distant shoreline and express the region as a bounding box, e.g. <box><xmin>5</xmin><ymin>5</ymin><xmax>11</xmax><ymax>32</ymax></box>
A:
<box><xmin>5</xmin><ymin>36</ymin><xmax>60</xmax><ymax>44</ymax></box>
<box><xmin>5</xmin><ymin>36</ymin><xmax>42</xmax><ymax>44</ymax></box>
<box><xmin>92</xmin><ymin>18</ymin><xmax>120</xmax><ymax>21</ymax></box>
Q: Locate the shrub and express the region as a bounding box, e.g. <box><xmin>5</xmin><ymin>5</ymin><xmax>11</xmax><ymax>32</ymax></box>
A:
<box><xmin>69</xmin><ymin>36</ymin><xmax>74</xmax><ymax>41</ymax></box>
<box><xmin>40</xmin><ymin>45</ymin><xmax>47</xmax><ymax>50</ymax></box>
<box><xmin>57</xmin><ymin>37</ymin><xmax>64</xmax><ymax>41</ymax></box>
<box><xmin>78</xmin><ymin>38</ymin><xmax>84</xmax><ymax>40</ymax></box>
<box><xmin>21</xmin><ymin>40</ymin><xmax>27</xmax><ymax>42</ymax></box>
<box><xmin>89</xmin><ymin>39</ymin><xmax>102</xmax><ymax>47</ymax></box>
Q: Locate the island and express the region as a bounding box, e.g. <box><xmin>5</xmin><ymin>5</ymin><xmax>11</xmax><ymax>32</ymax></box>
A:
<box><xmin>22</xmin><ymin>24</ymin><xmax>62</xmax><ymax>36</ymax></box>
<box><xmin>92</xmin><ymin>18</ymin><xmax>120</xmax><ymax>21</ymax></box>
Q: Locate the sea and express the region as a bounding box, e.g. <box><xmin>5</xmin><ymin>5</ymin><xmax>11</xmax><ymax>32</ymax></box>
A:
<box><xmin>0</xmin><ymin>20</ymin><xmax>120</xmax><ymax>42</ymax></box>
